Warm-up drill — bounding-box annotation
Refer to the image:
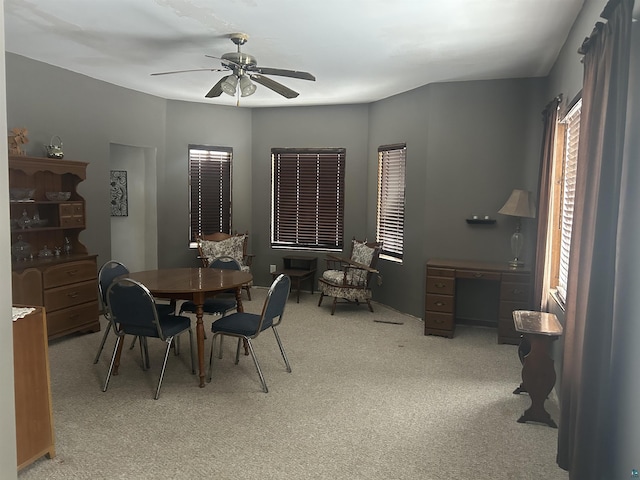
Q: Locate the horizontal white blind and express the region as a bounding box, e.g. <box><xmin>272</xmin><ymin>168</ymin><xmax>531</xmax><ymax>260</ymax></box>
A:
<box><xmin>189</xmin><ymin>146</ymin><xmax>232</xmax><ymax>243</ymax></box>
<box><xmin>272</xmin><ymin>149</ymin><xmax>345</xmax><ymax>249</ymax></box>
<box><xmin>557</xmin><ymin>100</ymin><xmax>581</xmax><ymax>302</ymax></box>
<box><xmin>376</xmin><ymin>144</ymin><xmax>406</xmax><ymax>261</ymax></box>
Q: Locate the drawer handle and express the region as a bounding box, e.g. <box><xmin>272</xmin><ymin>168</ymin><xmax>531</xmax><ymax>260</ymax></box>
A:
<box><xmin>511</xmin><ymin>289</ymin><xmax>522</xmax><ymax>294</ymax></box>
<box><xmin>473</xmin><ymin>273</ymin><xmax>484</xmax><ymax>278</ymax></box>
<box><xmin>67</xmin><ymin>292</ymin><xmax>79</xmax><ymax>298</ymax></box>
<box><xmin>66</xmin><ymin>270</ymin><xmax>78</xmax><ymax>276</ymax></box>
<box><xmin>434</xmin><ymin>301</ymin><xmax>445</xmax><ymax>307</ymax></box>
<box><xmin>434</xmin><ymin>283</ymin><xmax>446</xmax><ymax>288</ymax></box>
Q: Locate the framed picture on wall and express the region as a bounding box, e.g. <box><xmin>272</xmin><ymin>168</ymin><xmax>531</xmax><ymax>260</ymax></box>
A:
<box><xmin>110</xmin><ymin>170</ymin><xmax>128</xmax><ymax>216</ymax></box>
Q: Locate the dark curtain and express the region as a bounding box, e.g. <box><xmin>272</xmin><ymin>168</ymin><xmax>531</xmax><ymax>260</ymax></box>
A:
<box><xmin>533</xmin><ymin>96</ymin><xmax>561</xmax><ymax>310</ymax></box>
<box><xmin>556</xmin><ymin>0</ymin><xmax>635</xmax><ymax>477</ymax></box>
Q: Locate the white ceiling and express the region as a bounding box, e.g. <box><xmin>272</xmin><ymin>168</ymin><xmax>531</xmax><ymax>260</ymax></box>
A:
<box><xmin>4</xmin><ymin>0</ymin><xmax>585</xmax><ymax>108</ymax></box>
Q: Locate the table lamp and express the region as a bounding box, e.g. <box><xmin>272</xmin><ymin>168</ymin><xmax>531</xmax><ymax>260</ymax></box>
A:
<box><xmin>498</xmin><ymin>189</ymin><xmax>536</xmax><ymax>268</ymax></box>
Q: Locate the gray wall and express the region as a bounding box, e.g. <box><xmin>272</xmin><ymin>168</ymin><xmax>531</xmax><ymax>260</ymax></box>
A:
<box><xmin>369</xmin><ymin>78</ymin><xmax>545</xmax><ymax>316</ymax></box>
<box><xmin>5</xmin><ymin>52</ymin><xmax>168</xmax><ymax>267</ymax></box>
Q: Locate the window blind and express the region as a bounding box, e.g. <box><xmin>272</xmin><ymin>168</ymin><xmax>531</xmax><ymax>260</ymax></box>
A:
<box><xmin>376</xmin><ymin>144</ymin><xmax>406</xmax><ymax>261</ymax></box>
<box><xmin>189</xmin><ymin>146</ymin><xmax>232</xmax><ymax>243</ymax></box>
<box><xmin>272</xmin><ymin>148</ymin><xmax>345</xmax><ymax>250</ymax></box>
<box><xmin>557</xmin><ymin>101</ymin><xmax>581</xmax><ymax>302</ymax></box>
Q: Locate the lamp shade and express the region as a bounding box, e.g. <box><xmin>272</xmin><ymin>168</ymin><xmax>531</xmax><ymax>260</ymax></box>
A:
<box><xmin>239</xmin><ymin>76</ymin><xmax>257</xmax><ymax>97</ymax></box>
<box><xmin>221</xmin><ymin>75</ymin><xmax>238</xmax><ymax>96</ymax></box>
<box><xmin>498</xmin><ymin>189</ymin><xmax>536</xmax><ymax>218</ymax></box>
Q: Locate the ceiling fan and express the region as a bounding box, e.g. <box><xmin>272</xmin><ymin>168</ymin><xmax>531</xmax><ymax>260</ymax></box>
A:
<box><xmin>151</xmin><ymin>33</ymin><xmax>316</xmax><ymax>100</ymax></box>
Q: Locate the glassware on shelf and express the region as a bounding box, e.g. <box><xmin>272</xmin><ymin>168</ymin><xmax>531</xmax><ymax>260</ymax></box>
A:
<box><xmin>11</xmin><ymin>235</ymin><xmax>31</xmax><ymax>261</ymax></box>
<box><xmin>63</xmin><ymin>237</ymin><xmax>72</xmax><ymax>255</ymax></box>
<box><xmin>17</xmin><ymin>209</ymin><xmax>32</xmax><ymax>229</ymax></box>
<box><xmin>38</xmin><ymin>245</ymin><xmax>53</xmax><ymax>258</ymax></box>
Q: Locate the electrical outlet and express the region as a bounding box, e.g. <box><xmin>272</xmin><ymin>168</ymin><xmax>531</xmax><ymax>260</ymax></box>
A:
<box><xmin>269</xmin><ymin>264</ymin><xmax>277</xmax><ymax>273</ymax></box>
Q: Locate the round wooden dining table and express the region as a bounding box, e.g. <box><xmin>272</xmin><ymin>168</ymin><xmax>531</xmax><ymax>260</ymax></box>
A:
<box><xmin>127</xmin><ymin>267</ymin><xmax>253</xmax><ymax>387</ymax></box>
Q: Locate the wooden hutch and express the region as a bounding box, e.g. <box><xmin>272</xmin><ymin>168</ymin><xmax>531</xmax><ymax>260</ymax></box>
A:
<box><xmin>9</xmin><ymin>155</ymin><xmax>100</xmax><ymax>339</ymax></box>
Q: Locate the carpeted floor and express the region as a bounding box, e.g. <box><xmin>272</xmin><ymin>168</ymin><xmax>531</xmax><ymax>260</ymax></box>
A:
<box><xmin>18</xmin><ymin>286</ymin><xmax>568</xmax><ymax>480</ymax></box>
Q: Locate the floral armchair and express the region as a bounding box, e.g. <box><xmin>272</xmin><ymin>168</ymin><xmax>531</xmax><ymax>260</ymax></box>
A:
<box><xmin>317</xmin><ymin>238</ymin><xmax>382</xmax><ymax>315</ymax></box>
<box><xmin>196</xmin><ymin>231</ymin><xmax>254</xmax><ymax>300</ymax></box>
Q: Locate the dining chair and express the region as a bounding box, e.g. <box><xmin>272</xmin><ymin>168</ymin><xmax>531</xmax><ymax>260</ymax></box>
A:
<box><xmin>179</xmin><ymin>255</ymin><xmax>241</xmax><ymax>317</ymax></box>
<box><xmin>208</xmin><ymin>274</ymin><xmax>292</xmax><ymax>393</ymax></box>
<box><xmin>102</xmin><ymin>278</ymin><xmax>195</xmax><ymax>400</ymax></box>
<box><xmin>93</xmin><ymin>260</ymin><xmax>175</xmax><ymax>364</ymax></box>
<box><xmin>196</xmin><ymin>231</ymin><xmax>254</xmax><ymax>299</ymax></box>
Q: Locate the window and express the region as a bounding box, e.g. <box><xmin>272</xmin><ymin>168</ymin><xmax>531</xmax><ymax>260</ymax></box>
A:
<box><xmin>548</xmin><ymin>99</ymin><xmax>581</xmax><ymax>303</ymax></box>
<box><xmin>188</xmin><ymin>145</ymin><xmax>232</xmax><ymax>245</ymax></box>
<box><xmin>271</xmin><ymin>148</ymin><xmax>345</xmax><ymax>250</ymax></box>
<box><xmin>376</xmin><ymin>144</ymin><xmax>406</xmax><ymax>262</ymax></box>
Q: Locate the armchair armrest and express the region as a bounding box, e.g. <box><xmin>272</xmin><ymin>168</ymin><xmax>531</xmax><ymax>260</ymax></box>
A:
<box><xmin>243</xmin><ymin>253</ymin><xmax>255</xmax><ymax>267</ymax></box>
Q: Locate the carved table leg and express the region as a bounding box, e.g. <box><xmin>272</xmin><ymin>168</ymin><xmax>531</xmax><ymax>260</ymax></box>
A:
<box><xmin>517</xmin><ymin>333</ymin><xmax>557</xmax><ymax>428</ymax></box>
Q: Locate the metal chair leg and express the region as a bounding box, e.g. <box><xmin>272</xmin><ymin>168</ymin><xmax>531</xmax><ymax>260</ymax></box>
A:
<box><xmin>272</xmin><ymin>326</ymin><xmax>292</xmax><ymax>373</ymax></box>
<box><xmin>245</xmin><ymin>338</ymin><xmax>268</xmax><ymax>393</ymax></box>
<box><xmin>155</xmin><ymin>337</ymin><xmax>174</xmax><ymax>400</ymax></box>
<box><xmin>103</xmin><ymin>336</ymin><xmax>123</xmax><ymax>392</ymax></box>
<box><xmin>93</xmin><ymin>321</ymin><xmax>113</xmax><ymax>364</ymax></box>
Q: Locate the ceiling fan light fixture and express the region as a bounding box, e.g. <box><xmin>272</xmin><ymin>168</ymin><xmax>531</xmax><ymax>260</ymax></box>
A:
<box><xmin>239</xmin><ymin>76</ymin><xmax>257</xmax><ymax>97</ymax></box>
<box><xmin>221</xmin><ymin>75</ymin><xmax>238</xmax><ymax>96</ymax></box>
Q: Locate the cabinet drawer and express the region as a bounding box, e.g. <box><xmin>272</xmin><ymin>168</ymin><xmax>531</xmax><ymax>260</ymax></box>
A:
<box><xmin>499</xmin><ymin>300</ymin><xmax>531</xmax><ymax>320</ymax></box>
<box><xmin>425</xmin><ymin>294</ymin><xmax>454</xmax><ymax>313</ymax></box>
<box><xmin>500</xmin><ymin>282</ymin><xmax>531</xmax><ymax>302</ymax></box>
<box><xmin>501</xmin><ymin>273</ymin><xmax>530</xmax><ymax>284</ymax></box>
<box><xmin>426</xmin><ymin>267</ymin><xmax>454</xmax><ymax>278</ymax></box>
<box><xmin>46</xmin><ymin>301</ymin><xmax>99</xmax><ymax>338</ymax></box>
<box><xmin>44</xmin><ymin>280</ymin><xmax>97</xmax><ymax>311</ymax></box>
<box><xmin>456</xmin><ymin>270</ymin><xmax>500</xmax><ymax>281</ymax></box>
<box><xmin>426</xmin><ymin>276</ymin><xmax>455</xmax><ymax>295</ymax></box>
<box><xmin>59</xmin><ymin>202</ymin><xmax>83</xmax><ymax>216</ymax></box>
<box><xmin>498</xmin><ymin>317</ymin><xmax>522</xmax><ymax>344</ymax></box>
<box><xmin>424</xmin><ymin>311</ymin><xmax>454</xmax><ymax>331</ymax></box>
<box><xmin>43</xmin><ymin>260</ymin><xmax>97</xmax><ymax>288</ymax></box>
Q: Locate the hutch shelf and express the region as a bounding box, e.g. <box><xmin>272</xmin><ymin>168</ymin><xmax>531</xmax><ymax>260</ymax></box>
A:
<box><xmin>9</xmin><ymin>155</ymin><xmax>100</xmax><ymax>339</ymax></box>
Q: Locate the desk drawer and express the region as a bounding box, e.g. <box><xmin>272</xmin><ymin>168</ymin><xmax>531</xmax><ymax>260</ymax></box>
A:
<box><xmin>43</xmin><ymin>260</ymin><xmax>97</xmax><ymax>288</ymax></box>
<box><xmin>425</xmin><ymin>311</ymin><xmax>454</xmax><ymax>331</ymax></box>
<box><xmin>426</xmin><ymin>276</ymin><xmax>455</xmax><ymax>295</ymax></box>
<box><xmin>44</xmin><ymin>280</ymin><xmax>97</xmax><ymax>312</ymax></box>
<box><xmin>425</xmin><ymin>294</ymin><xmax>454</xmax><ymax>313</ymax></box>
<box><xmin>426</xmin><ymin>267</ymin><xmax>454</xmax><ymax>278</ymax></box>
<box><xmin>500</xmin><ymin>282</ymin><xmax>531</xmax><ymax>302</ymax></box>
<box><xmin>456</xmin><ymin>270</ymin><xmax>500</xmax><ymax>281</ymax></box>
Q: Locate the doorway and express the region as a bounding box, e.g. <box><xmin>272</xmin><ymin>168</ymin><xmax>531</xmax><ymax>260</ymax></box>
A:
<box><xmin>109</xmin><ymin>143</ymin><xmax>158</xmax><ymax>272</ymax></box>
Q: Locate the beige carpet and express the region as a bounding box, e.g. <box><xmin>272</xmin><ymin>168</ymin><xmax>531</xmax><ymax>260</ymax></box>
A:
<box><xmin>19</xmin><ymin>286</ymin><xmax>568</xmax><ymax>480</ymax></box>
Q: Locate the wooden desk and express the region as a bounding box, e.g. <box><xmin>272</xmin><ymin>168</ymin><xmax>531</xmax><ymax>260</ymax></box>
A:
<box><xmin>271</xmin><ymin>255</ymin><xmax>317</xmax><ymax>303</ymax></box>
<box><xmin>425</xmin><ymin>259</ymin><xmax>532</xmax><ymax>344</ymax></box>
<box><xmin>512</xmin><ymin>310</ymin><xmax>562</xmax><ymax>428</ymax></box>
<box><xmin>127</xmin><ymin>268</ymin><xmax>253</xmax><ymax>387</ymax></box>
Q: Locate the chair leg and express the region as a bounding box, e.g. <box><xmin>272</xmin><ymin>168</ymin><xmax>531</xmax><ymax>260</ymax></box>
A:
<box><xmin>93</xmin><ymin>321</ymin><xmax>113</xmax><ymax>364</ymax></box>
<box><xmin>234</xmin><ymin>337</ymin><xmax>242</xmax><ymax>364</ymax></box>
<box><xmin>155</xmin><ymin>337</ymin><xmax>174</xmax><ymax>400</ymax></box>
<box><xmin>103</xmin><ymin>336</ymin><xmax>123</xmax><ymax>392</ymax></box>
<box><xmin>244</xmin><ymin>285</ymin><xmax>252</xmax><ymax>300</ymax></box>
<box><xmin>331</xmin><ymin>297</ymin><xmax>337</xmax><ymax>315</ymax></box>
<box><xmin>366</xmin><ymin>299</ymin><xmax>374</xmax><ymax>313</ymax></box>
<box><xmin>139</xmin><ymin>337</ymin><xmax>150</xmax><ymax>370</ymax></box>
<box><xmin>207</xmin><ymin>333</ymin><xmax>218</xmax><ymax>382</ymax></box>
<box><xmin>129</xmin><ymin>335</ymin><xmax>137</xmax><ymax>350</ymax></box>
<box><xmin>272</xmin><ymin>326</ymin><xmax>292</xmax><ymax>373</ymax></box>
<box><xmin>318</xmin><ymin>292</ymin><xmax>324</xmax><ymax>306</ymax></box>
<box><xmin>245</xmin><ymin>338</ymin><xmax>268</xmax><ymax>393</ymax></box>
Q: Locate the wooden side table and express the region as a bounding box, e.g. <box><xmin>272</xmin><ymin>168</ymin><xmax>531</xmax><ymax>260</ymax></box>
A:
<box><xmin>272</xmin><ymin>255</ymin><xmax>317</xmax><ymax>303</ymax></box>
<box><xmin>512</xmin><ymin>310</ymin><xmax>563</xmax><ymax>428</ymax></box>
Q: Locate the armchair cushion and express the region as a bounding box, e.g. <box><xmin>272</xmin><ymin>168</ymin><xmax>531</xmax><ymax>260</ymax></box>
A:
<box><xmin>200</xmin><ymin>235</ymin><xmax>246</xmax><ymax>266</ymax></box>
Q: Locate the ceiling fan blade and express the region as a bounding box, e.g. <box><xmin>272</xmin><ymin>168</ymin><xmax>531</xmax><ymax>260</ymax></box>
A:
<box><xmin>151</xmin><ymin>67</ymin><xmax>225</xmax><ymax>76</ymax></box>
<box><xmin>205</xmin><ymin>77</ymin><xmax>226</xmax><ymax>98</ymax></box>
<box><xmin>250</xmin><ymin>74</ymin><xmax>299</xmax><ymax>99</ymax></box>
<box><xmin>253</xmin><ymin>67</ymin><xmax>316</xmax><ymax>81</ymax></box>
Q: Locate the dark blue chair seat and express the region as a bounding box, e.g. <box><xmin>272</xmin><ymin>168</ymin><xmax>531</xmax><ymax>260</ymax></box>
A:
<box><xmin>180</xmin><ymin>296</ymin><xmax>237</xmax><ymax>316</ymax></box>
